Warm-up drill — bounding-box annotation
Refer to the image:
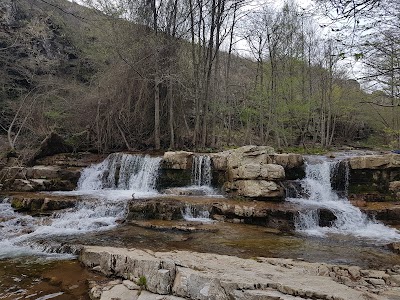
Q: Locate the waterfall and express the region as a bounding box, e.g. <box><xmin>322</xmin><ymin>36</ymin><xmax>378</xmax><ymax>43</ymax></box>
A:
<box><xmin>78</xmin><ymin>153</ymin><xmax>161</xmax><ymax>194</ymax></box>
<box><xmin>288</xmin><ymin>156</ymin><xmax>400</xmax><ymax>242</ymax></box>
<box><xmin>182</xmin><ymin>204</ymin><xmax>213</xmax><ymax>223</ymax></box>
<box><xmin>0</xmin><ymin>153</ymin><xmax>162</xmax><ymax>259</ymax></box>
<box><xmin>191</xmin><ymin>155</ymin><xmax>212</xmax><ymax>186</ymax></box>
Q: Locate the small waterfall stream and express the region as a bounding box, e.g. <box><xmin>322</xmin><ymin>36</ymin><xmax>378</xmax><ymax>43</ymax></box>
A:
<box><xmin>0</xmin><ymin>153</ymin><xmax>162</xmax><ymax>258</ymax></box>
<box><xmin>288</xmin><ymin>156</ymin><xmax>400</xmax><ymax>242</ymax></box>
<box><xmin>182</xmin><ymin>204</ymin><xmax>213</xmax><ymax>223</ymax></box>
<box><xmin>78</xmin><ymin>153</ymin><xmax>161</xmax><ymax>194</ymax></box>
<box><xmin>192</xmin><ymin>155</ymin><xmax>212</xmax><ymax>186</ymax></box>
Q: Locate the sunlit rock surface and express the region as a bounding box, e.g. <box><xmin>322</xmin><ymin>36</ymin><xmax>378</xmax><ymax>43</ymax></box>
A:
<box><xmin>80</xmin><ymin>246</ymin><xmax>400</xmax><ymax>300</ymax></box>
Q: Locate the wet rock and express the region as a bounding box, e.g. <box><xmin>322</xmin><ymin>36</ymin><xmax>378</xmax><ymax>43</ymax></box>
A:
<box><xmin>211</xmin><ymin>202</ymin><xmax>296</xmax><ymax>230</ymax></box>
<box><xmin>162</xmin><ymin>187</ymin><xmax>209</xmax><ymax>196</ymax></box>
<box><xmin>26</xmin><ymin>165</ymin><xmax>61</xmax><ymax>179</ymax></box>
<box><xmin>127</xmin><ymin>198</ymin><xmax>189</xmax><ymax>221</ymax></box>
<box><xmin>388</xmin><ymin>242</ymin><xmax>400</xmax><ymax>254</ymax></box>
<box><xmin>360</xmin><ymin>203</ymin><xmax>400</xmax><ymax>225</ymax></box>
<box><xmin>318</xmin><ymin>209</ymin><xmax>337</xmax><ymax>227</ymax></box>
<box><xmin>210</xmin><ymin>146</ymin><xmax>303</xmax><ymax>200</ymax></box>
<box><xmin>211</xmin><ymin>145</ymin><xmax>275</xmax><ymax>171</ymax></box>
<box><xmin>10</xmin><ymin>194</ymin><xmax>76</xmax><ymax>212</ymax></box>
<box><xmin>131</xmin><ymin>220</ymin><xmax>217</xmax><ymax>233</ymax></box>
<box><xmin>157</xmin><ymin>169</ymin><xmax>192</xmax><ymax>189</ymax></box>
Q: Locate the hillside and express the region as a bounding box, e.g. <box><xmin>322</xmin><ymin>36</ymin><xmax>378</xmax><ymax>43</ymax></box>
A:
<box><xmin>0</xmin><ymin>0</ymin><xmax>390</xmax><ymax>159</ymax></box>
<box><xmin>0</xmin><ymin>0</ymin><xmax>107</xmax><ymax>155</ymax></box>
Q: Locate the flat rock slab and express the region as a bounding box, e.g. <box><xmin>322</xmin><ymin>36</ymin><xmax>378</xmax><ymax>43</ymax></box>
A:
<box><xmin>5</xmin><ymin>192</ymin><xmax>78</xmax><ymax>212</ymax></box>
<box><xmin>130</xmin><ymin>220</ymin><xmax>218</xmax><ymax>232</ymax></box>
<box><xmin>80</xmin><ymin>246</ymin><xmax>400</xmax><ymax>300</ymax></box>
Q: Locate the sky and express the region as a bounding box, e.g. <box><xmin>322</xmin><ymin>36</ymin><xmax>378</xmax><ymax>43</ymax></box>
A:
<box><xmin>67</xmin><ymin>0</ymin><xmax>364</xmax><ymax>82</ymax></box>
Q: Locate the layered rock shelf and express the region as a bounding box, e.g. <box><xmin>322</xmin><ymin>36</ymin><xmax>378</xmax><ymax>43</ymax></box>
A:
<box><xmin>0</xmin><ymin>152</ymin><xmax>105</xmax><ymax>192</ymax></box>
<box><xmin>161</xmin><ymin>145</ymin><xmax>304</xmax><ymax>200</ymax></box>
<box><xmin>80</xmin><ymin>246</ymin><xmax>400</xmax><ymax>300</ymax></box>
<box><xmin>347</xmin><ymin>153</ymin><xmax>400</xmax><ymax>201</ymax></box>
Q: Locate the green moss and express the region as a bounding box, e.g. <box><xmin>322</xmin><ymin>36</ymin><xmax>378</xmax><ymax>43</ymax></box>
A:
<box><xmin>11</xmin><ymin>198</ymin><xmax>24</xmax><ymax>210</ymax></box>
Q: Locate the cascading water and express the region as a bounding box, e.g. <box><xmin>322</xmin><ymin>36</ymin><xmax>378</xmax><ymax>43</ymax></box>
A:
<box><xmin>192</xmin><ymin>155</ymin><xmax>212</xmax><ymax>186</ymax></box>
<box><xmin>288</xmin><ymin>156</ymin><xmax>400</xmax><ymax>242</ymax></box>
<box><xmin>182</xmin><ymin>204</ymin><xmax>213</xmax><ymax>223</ymax></box>
<box><xmin>184</xmin><ymin>155</ymin><xmax>217</xmax><ymax>195</ymax></box>
<box><xmin>0</xmin><ymin>153</ymin><xmax>162</xmax><ymax>258</ymax></box>
<box><xmin>78</xmin><ymin>153</ymin><xmax>161</xmax><ymax>195</ymax></box>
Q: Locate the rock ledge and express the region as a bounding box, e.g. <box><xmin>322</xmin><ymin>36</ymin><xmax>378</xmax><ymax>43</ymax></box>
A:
<box><xmin>80</xmin><ymin>246</ymin><xmax>400</xmax><ymax>300</ymax></box>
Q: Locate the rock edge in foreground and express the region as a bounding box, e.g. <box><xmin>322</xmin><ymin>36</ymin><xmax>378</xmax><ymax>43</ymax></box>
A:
<box><xmin>80</xmin><ymin>246</ymin><xmax>400</xmax><ymax>300</ymax></box>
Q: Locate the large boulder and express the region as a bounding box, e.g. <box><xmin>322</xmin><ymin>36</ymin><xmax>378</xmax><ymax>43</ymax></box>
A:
<box><xmin>228</xmin><ymin>180</ymin><xmax>284</xmax><ymax>199</ymax></box>
<box><xmin>162</xmin><ymin>151</ymin><xmax>194</xmax><ymax>170</ymax></box>
<box><xmin>210</xmin><ymin>145</ymin><xmax>275</xmax><ymax>171</ymax></box>
<box><xmin>209</xmin><ymin>146</ymin><xmax>302</xmax><ymax>200</ymax></box>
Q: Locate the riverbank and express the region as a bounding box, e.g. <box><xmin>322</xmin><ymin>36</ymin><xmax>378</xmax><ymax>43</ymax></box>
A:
<box><xmin>79</xmin><ymin>245</ymin><xmax>400</xmax><ymax>300</ymax></box>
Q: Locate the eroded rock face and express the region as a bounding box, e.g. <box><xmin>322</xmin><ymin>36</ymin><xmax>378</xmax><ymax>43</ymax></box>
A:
<box><xmin>128</xmin><ymin>198</ymin><xmax>209</xmax><ymax>221</ymax></box>
<box><xmin>229</xmin><ymin>180</ymin><xmax>284</xmax><ymax>199</ymax></box>
<box><xmin>347</xmin><ymin>154</ymin><xmax>400</xmax><ymax>201</ymax></box>
<box><xmin>80</xmin><ymin>246</ymin><xmax>400</xmax><ymax>300</ymax></box>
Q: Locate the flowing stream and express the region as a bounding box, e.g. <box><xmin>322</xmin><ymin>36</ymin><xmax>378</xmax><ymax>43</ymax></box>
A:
<box><xmin>287</xmin><ymin>155</ymin><xmax>400</xmax><ymax>242</ymax></box>
<box><xmin>191</xmin><ymin>155</ymin><xmax>212</xmax><ymax>186</ymax></box>
<box><xmin>0</xmin><ymin>153</ymin><xmax>162</xmax><ymax>259</ymax></box>
<box><xmin>3</xmin><ymin>153</ymin><xmax>400</xmax><ymax>299</ymax></box>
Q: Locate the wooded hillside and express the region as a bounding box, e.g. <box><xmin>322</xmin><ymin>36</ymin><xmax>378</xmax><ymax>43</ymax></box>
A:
<box><xmin>0</xmin><ymin>0</ymin><xmax>398</xmax><ymax>158</ymax></box>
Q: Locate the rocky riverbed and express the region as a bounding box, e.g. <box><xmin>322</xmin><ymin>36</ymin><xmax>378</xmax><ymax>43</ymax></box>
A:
<box><xmin>2</xmin><ymin>147</ymin><xmax>400</xmax><ymax>299</ymax></box>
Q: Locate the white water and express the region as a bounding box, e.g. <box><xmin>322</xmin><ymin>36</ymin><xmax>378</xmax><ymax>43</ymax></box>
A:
<box><xmin>77</xmin><ymin>153</ymin><xmax>161</xmax><ymax>197</ymax></box>
<box><xmin>179</xmin><ymin>155</ymin><xmax>218</xmax><ymax>196</ymax></box>
<box><xmin>182</xmin><ymin>204</ymin><xmax>213</xmax><ymax>223</ymax></box>
<box><xmin>192</xmin><ymin>155</ymin><xmax>212</xmax><ymax>186</ymax></box>
<box><xmin>288</xmin><ymin>156</ymin><xmax>400</xmax><ymax>243</ymax></box>
<box><xmin>0</xmin><ymin>153</ymin><xmax>162</xmax><ymax>258</ymax></box>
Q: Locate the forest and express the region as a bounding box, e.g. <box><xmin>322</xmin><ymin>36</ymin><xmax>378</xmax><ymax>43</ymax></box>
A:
<box><xmin>0</xmin><ymin>0</ymin><xmax>399</xmax><ymax>157</ymax></box>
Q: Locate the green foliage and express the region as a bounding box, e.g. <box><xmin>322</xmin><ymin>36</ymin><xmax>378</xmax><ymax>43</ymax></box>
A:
<box><xmin>239</xmin><ymin>107</ymin><xmax>259</xmax><ymax>123</ymax></box>
<box><xmin>137</xmin><ymin>275</ymin><xmax>147</xmax><ymax>288</ymax></box>
<box><xmin>383</xmin><ymin>127</ymin><xmax>400</xmax><ymax>148</ymax></box>
<box><xmin>44</xmin><ymin>110</ymin><xmax>64</xmax><ymax>121</ymax></box>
